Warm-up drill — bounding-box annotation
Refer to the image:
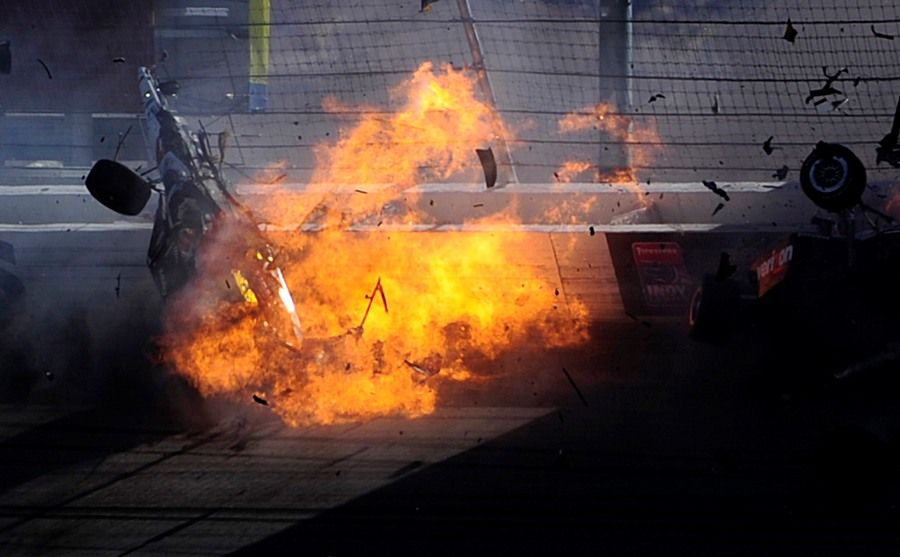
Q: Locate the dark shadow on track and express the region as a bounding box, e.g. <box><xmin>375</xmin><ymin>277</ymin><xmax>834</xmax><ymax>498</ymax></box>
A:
<box><xmin>232</xmin><ymin>320</ymin><xmax>900</xmax><ymax>557</ymax></box>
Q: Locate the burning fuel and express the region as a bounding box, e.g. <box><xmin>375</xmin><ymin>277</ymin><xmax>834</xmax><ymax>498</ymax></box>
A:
<box><xmin>161</xmin><ymin>63</ymin><xmax>589</xmax><ymax>426</ymax></box>
<box><xmin>557</xmin><ymin>102</ymin><xmax>663</xmax><ymax>191</ymax></box>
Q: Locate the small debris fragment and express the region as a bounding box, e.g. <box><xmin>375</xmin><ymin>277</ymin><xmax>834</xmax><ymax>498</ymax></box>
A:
<box><xmin>252</xmin><ymin>394</ymin><xmax>268</xmax><ymax>406</ymax></box>
<box><xmin>871</xmin><ymin>25</ymin><xmax>895</xmax><ymax>41</ymax></box>
<box><xmin>358</xmin><ymin>277</ymin><xmax>389</xmax><ymax>329</ymax></box>
<box><xmin>588</xmin><ymin>225</ymin><xmax>595</xmax><ymax>236</ymax></box>
<box><xmin>475</xmin><ymin>148</ymin><xmax>497</xmax><ymax>188</ymax></box>
<box><xmin>877</xmin><ymin>96</ymin><xmax>900</xmax><ymax>167</ymax></box>
<box><xmin>404</xmin><ymin>359</ymin><xmax>439</xmax><ymax>378</ymax></box>
<box><xmin>112</xmin><ymin>57</ymin><xmax>126</xmax><ymax>63</ymax></box>
<box><xmin>762</xmin><ymin>136</ymin><xmax>777</xmax><ymax>155</ymax></box>
<box><xmin>354</xmin><ymin>189</ymin><xmax>368</xmax><ymax>194</ymax></box>
<box><xmin>561</xmin><ymin>367</ymin><xmax>588</xmax><ymax>407</ymax></box>
<box><xmin>701</xmin><ymin>180</ymin><xmax>730</xmax><ymax>201</ymax></box>
<box><xmin>37</xmin><ymin>58</ymin><xmax>52</xmax><ymax>79</ymax></box>
<box><xmin>421</xmin><ymin>0</ymin><xmax>439</xmax><ymax>12</ymax></box>
<box><xmin>648</xmin><ymin>93</ymin><xmax>666</xmax><ymax>103</ymax></box>
<box><xmin>711</xmin><ymin>202</ymin><xmax>725</xmax><ymax>216</ymax></box>
<box><xmin>472</xmin><ymin>203</ymin><xmax>484</xmax><ymax>208</ymax></box>
<box><xmin>783</xmin><ymin>19</ymin><xmax>798</xmax><ymax>43</ymax></box>
<box><xmin>830</xmin><ymin>98</ymin><xmax>849</xmax><ymax>111</ymax></box>
<box><xmin>805</xmin><ymin>66</ymin><xmax>847</xmax><ymax>104</ymax></box>
<box><xmin>44</xmin><ymin>371</ymin><xmax>54</xmax><ymax>381</ymax></box>
<box><xmin>115</xmin><ymin>272</ymin><xmax>121</xmax><ymax>298</ymax></box>
<box><xmin>773</xmin><ymin>165</ymin><xmax>789</xmax><ymax>180</ymax></box>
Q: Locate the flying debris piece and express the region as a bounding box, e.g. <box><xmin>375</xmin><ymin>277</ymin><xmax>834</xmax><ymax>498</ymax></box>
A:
<box><xmin>420</xmin><ymin>0</ymin><xmax>439</xmax><ymax>13</ymax></box>
<box><xmin>715</xmin><ymin>252</ymin><xmax>737</xmax><ymax>281</ymax></box>
<box><xmin>472</xmin><ymin>203</ymin><xmax>484</xmax><ymax>208</ymax></box>
<box><xmin>588</xmin><ymin>225</ymin><xmax>595</xmax><ymax>236</ymax></box>
<box><xmin>876</xmin><ymin>96</ymin><xmax>900</xmax><ymax>167</ymax></box>
<box><xmin>853</xmin><ymin>76</ymin><xmax>863</xmax><ymax>87</ymax></box>
<box><xmin>354</xmin><ymin>189</ymin><xmax>368</xmax><ymax>194</ymax></box>
<box><xmin>762</xmin><ymin>136</ymin><xmax>777</xmax><ymax>155</ymax></box>
<box><xmin>44</xmin><ymin>371</ymin><xmax>54</xmax><ymax>381</ymax></box>
<box><xmin>115</xmin><ymin>272</ymin><xmax>121</xmax><ymax>298</ymax></box>
<box><xmin>773</xmin><ymin>165</ymin><xmax>790</xmax><ymax>180</ymax></box>
<box><xmin>561</xmin><ymin>367</ymin><xmax>588</xmax><ymax>407</ymax></box>
<box><xmin>404</xmin><ymin>359</ymin><xmax>439</xmax><ymax>379</ymax></box>
<box><xmin>475</xmin><ymin>148</ymin><xmax>497</xmax><ymax>188</ymax></box>
<box><xmin>358</xmin><ymin>277</ymin><xmax>389</xmax><ymax>330</ymax></box>
<box><xmin>711</xmin><ymin>202</ymin><xmax>725</xmax><ymax>216</ymax></box>
<box><xmin>112</xmin><ymin>57</ymin><xmax>126</xmax><ymax>63</ymax></box>
<box><xmin>252</xmin><ymin>394</ymin><xmax>268</xmax><ymax>406</ymax></box>
<box><xmin>0</xmin><ymin>41</ymin><xmax>10</xmax><ymax>74</ymax></box>
<box><xmin>648</xmin><ymin>93</ymin><xmax>666</xmax><ymax>103</ymax></box>
<box><xmin>701</xmin><ymin>180</ymin><xmax>730</xmax><ymax>201</ymax></box>
<box><xmin>783</xmin><ymin>19</ymin><xmax>798</xmax><ymax>43</ymax></box>
<box><xmin>37</xmin><ymin>58</ymin><xmax>52</xmax><ymax>79</ymax></box>
<box><xmin>113</xmin><ymin>125</ymin><xmax>133</xmax><ymax>161</ymax></box>
<box><xmin>160</xmin><ymin>49</ymin><xmax>169</xmax><ymax>63</ymax></box>
<box><xmin>805</xmin><ymin>66</ymin><xmax>847</xmax><ymax>104</ymax></box>
<box><xmin>711</xmin><ymin>94</ymin><xmax>720</xmax><ymax>114</ymax></box>
<box><xmin>269</xmin><ymin>173</ymin><xmax>287</xmax><ymax>185</ymax></box>
<box><xmin>830</xmin><ymin>98</ymin><xmax>849</xmax><ymax>111</ymax></box>
<box><xmin>871</xmin><ymin>25</ymin><xmax>895</xmax><ymax>41</ymax></box>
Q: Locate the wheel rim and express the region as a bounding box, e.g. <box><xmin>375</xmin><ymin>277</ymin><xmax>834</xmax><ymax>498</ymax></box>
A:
<box><xmin>808</xmin><ymin>155</ymin><xmax>849</xmax><ymax>194</ymax></box>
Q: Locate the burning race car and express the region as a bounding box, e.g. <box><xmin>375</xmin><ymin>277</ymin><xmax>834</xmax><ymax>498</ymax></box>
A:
<box><xmin>85</xmin><ymin>67</ymin><xmax>303</xmax><ymax>348</ymax></box>
<box><xmin>689</xmin><ymin>109</ymin><xmax>900</xmax><ymax>379</ymax></box>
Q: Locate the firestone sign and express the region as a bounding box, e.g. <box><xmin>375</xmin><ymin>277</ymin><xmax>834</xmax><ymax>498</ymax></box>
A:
<box><xmin>631</xmin><ymin>242</ymin><xmax>693</xmax><ymax>307</ymax></box>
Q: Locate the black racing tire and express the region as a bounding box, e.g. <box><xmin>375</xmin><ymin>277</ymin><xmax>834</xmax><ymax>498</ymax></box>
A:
<box><xmin>799</xmin><ymin>142</ymin><xmax>867</xmax><ymax>212</ymax></box>
<box><xmin>689</xmin><ymin>274</ymin><xmax>740</xmax><ymax>343</ymax></box>
<box><xmin>85</xmin><ymin>159</ymin><xmax>152</xmax><ymax>216</ymax></box>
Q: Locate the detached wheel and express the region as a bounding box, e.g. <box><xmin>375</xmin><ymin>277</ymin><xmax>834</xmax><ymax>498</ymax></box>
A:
<box><xmin>85</xmin><ymin>159</ymin><xmax>152</xmax><ymax>216</ymax></box>
<box><xmin>689</xmin><ymin>275</ymin><xmax>740</xmax><ymax>343</ymax></box>
<box><xmin>800</xmin><ymin>142</ymin><xmax>866</xmax><ymax>212</ymax></box>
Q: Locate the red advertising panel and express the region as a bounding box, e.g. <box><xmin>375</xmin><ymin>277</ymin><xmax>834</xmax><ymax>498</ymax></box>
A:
<box><xmin>631</xmin><ymin>242</ymin><xmax>693</xmax><ymax>307</ymax></box>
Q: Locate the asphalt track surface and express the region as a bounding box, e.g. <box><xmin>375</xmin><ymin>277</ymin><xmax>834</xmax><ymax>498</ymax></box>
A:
<box><xmin>2</xmin><ymin>226</ymin><xmax>900</xmax><ymax>556</ymax></box>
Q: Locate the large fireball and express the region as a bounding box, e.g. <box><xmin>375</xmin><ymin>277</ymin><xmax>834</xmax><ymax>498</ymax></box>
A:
<box><xmin>161</xmin><ymin>62</ymin><xmax>589</xmax><ymax>426</ymax></box>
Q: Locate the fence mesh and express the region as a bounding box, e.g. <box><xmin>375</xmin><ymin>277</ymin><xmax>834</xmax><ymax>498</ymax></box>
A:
<box><xmin>1</xmin><ymin>0</ymin><xmax>899</xmax><ymax>186</ymax></box>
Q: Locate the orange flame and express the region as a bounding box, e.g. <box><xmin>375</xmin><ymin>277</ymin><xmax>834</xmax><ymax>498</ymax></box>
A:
<box><xmin>161</xmin><ymin>63</ymin><xmax>589</xmax><ymax>426</ymax></box>
<box><xmin>557</xmin><ymin>103</ymin><xmax>661</xmax><ymax>207</ymax></box>
<box><xmin>553</xmin><ymin>160</ymin><xmax>593</xmax><ymax>183</ymax></box>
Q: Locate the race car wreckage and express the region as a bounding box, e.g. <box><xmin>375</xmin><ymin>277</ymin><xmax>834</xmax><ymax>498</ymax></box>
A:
<box><xmin>85</xmin><ymin>68</ymin><xmax>304</xmax><ymax>355</ymax></box>
<box><xmin>689</xmin><ymin>96</ymin><xmax>900</xmax><ymax>379</ymax></box>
